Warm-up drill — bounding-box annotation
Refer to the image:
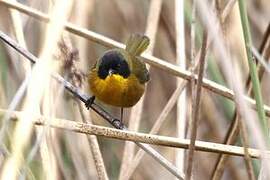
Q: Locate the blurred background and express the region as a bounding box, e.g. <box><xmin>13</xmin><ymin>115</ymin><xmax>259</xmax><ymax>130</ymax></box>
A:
<box><xmin>0</xmin><ymin>0</ymin><xmax>270</xmax><ymax>179</ymax></box>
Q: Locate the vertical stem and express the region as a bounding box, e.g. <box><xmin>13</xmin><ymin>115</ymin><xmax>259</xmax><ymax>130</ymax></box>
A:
<box><xmin>238</xmin><ymin>0</ymin><xmax>267</xmax><ymax>136</ymax></box>
<box><xmin>185</xmin><ymin>31</ymin><xmax>208</xmax><ymax>180</ymax></box>
<box><xmin>119</xmin><ymin>1</ymin><xmax>162</xmax><ymax>179</ymax></box>
<box><xmin>175</xmin><ymin>0</ymin><xmax>187</xmax><ymax>176</ymax></box>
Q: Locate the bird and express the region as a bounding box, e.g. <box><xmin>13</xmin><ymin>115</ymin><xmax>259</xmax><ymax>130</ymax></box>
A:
<box><xmin>86</xmin><ymin>34</ymin><xmax>150</xmax><ymax>123</ymax></box>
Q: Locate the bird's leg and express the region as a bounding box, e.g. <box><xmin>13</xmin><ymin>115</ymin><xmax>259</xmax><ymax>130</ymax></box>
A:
<box><xmin>120</xmin><ymin>107</ymin><xmax>124</xmax><ymax>124</ymax></box>
<box><xmin>85</xmin><ymin>96</ymin><xmax>95</xmax><ymax>109</ymax></box>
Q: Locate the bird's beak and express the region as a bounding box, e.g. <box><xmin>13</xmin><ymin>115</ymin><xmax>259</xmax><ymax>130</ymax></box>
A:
<box><xmin>108</xmin><ymin>69</ymin><xmax>116</xmax><ymax>76</ymax></box>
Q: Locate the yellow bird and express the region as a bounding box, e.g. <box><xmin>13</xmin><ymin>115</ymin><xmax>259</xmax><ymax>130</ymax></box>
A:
<box><xmin>86</xmin><ymin>34</ymin><xmax>150</xmax><ymax>122</ymax></box>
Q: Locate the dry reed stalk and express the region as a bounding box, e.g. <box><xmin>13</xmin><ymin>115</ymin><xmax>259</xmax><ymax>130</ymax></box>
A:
<box><xmin>238</xmin><ymin>119</ymin><xmax>256</xmax><ymax>180</ymax></box>
<box><xmin>122</xmin><ymin>80</ymin><xmax>188</xmax><ymax>180</ymax></box>
<box><xmin>0</xmin><ymin>1</ymin><xmax>73</xmax><ymax>179</ymax></box>
<box><xmin>58</xmin><ymin>35</ymin><xmax>88</xmax><ymax>180</ymax></box>
<box><xmin>122</xmin><ymin>0</ymin><xmax>238</xmax><ymax>176</ymax></box>
<box><xmin>1</xmin><ymin>1</ymin><xmax>268</xmax><ymax>179</ymax></box>
<box><xmin>221</xmin><ymin>0</ymin><xmax>237</xmax><ymax>23</ymax></box>
<box><xmin>2</xmin><ymin>108</ymin><xmax>270</xmax><ymax>159</ymax></box>
<box><xmin>211</xmin><ymin>115</ymin><xmax>240</xmax><ymax>180</ymax></box>
<box><xmin>201</xmin><ymin>93</ymin><xmax>225</xmax><ymax>140</ymax></box>
<box><xmin>189</xmin><ymin>0</ymin><xmax>197</xmax><ymax>144</ymax></box>
<box><xmin>210</xmin><ymin>2</ymin><xmax>244</xmax><ymax>179</ymax></box>
<box><xmin>0</xmin><ymin>79</ymin><xmax>6</xmax><ymax>108</ymax></box>
<box><xmin>186</xmin><ymin>0</ymin><xmax>196</xmax><ymax>178</ymax></box>
<box><xmin>64</xmin><ymin>104</ymin><xmax>96</xmax><ymax>179</ymax></box>
<box><xmin>36</xmin><ymin>3</ymin><xmax>69</xmax><ymax>179</ymax></box>
<box><xmin>175</xmin><ymin>0</ymin><xmax>187</xmax><ymax>176</ymax></box>
<box><xmin>197</xmin><ymin>0</ymin><xmax>270</xmax><ymax>178</ymax></box>
<box><xmin>1</xmin><ymin>0</ymin><xmax>270</xmax><ymax>117</ymax></box>
<box><xmin>0</xmin><ymin>0</ymin><xmax>33</xmax><ymax>148</ymax></box>
<box><xmin>121</xmin><ymin>26</ymin><xmax>210</xmax><ymax>179</ymax></box>
<box><xmin>119</xmin><ymin>1</ymin><xmax>162</xmax><ymax>179</ymax></box>
<box><xmin>0</xmin><ymin>0</ymin><xmax>30</xmax><ymax>155</ymax></box>
<box><xmin>221</xmin><ymin>2</ymin><xmax>255</xmax><ymax>179</ymax></box>
<box><xmin>57</xmin><ymin>32</ymin><xmax>100</xmax><ymax>179</ymax></box>
<box><xmin>185</xmin><ymin>31</ymin><xmax>208</xmax><ymax>180</ymax></box>
<box><xmin>73</xmin><ymin>0</ymin><xmax>95</xmax><ymax>73</ymax></box>
<box><xmin>39</xmin><ymin>82</ymin><xmax>59</xmax><ymax>180</ymax></box>
<box><xmin>252</xmin><ymin>46</ymin><xmax>270</xmax><ymax>73</ymax></box>
<box><xmin>224</xmin><ymin>9</ymin><xmax>256</xmax><ymax>175</ymax></box>
<box><xmin>238</xmin><ymin>0</ymin><xmax>266</xmax><ymax>133</ymax></box>
<box><xmin>255</xmin><ymin>23</ymin><xmax>270</xmax><ymax>85</ymax></box>
<box><xmin>200</xmin><ymin>93</ymin><xmax>240</xmax><ymax>180</ymax></box>
<box><xmin>8</xmin><ymin>0</ymin><xmax>31</xmax><ymax>76</ymax></box>
<box><xmin>211</xmin><ymin>9</ymin><xmax>270</xmax><ymax>180</ymax></box>
<box><xmin>56</xmin><ymin>27</ymin><xmax>107</xmax><ymax>179</ymax></box>
<box><xmin>211</xmin><ymin>1</ymin><xmax>245</xmax><ymax>179</ymax></box>
<box><xmin>60</xmin><ymin>32</ymin><xmax>107</xmax><ymax>180</ymax></box>
<box><xmin>50</xmin><ymin>128</ymin><xmax>73</xmax><ymax>180</ymax></box>
<box><xmin>0</xmin><ymin>30</ymin><xmax>183</xmax><ymax>179</ymax></box>
<box><xmin>77</xmin><ymin>102</ymin><xmax>109</xmax><ymax>180</ymax></box>
<box><xmin>247</xmin><ymin>3</ymin><xmax>268</xmax><ymax>35</ymax></box>
<box><xmin>65</xmin><ymin>132</ymin><xmax>90</xmax><ymax>180</ymax></box>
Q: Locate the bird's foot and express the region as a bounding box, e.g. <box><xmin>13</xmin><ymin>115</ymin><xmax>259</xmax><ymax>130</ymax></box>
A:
<box><xmin>112</xmin><ymin>118</ymin><xmax>124</xmax><ymax>129</ymax></box>
<box><xmin>85</xmin><ymin>96</ymin><xmax>95</xmax><ymax>109</ymax></box>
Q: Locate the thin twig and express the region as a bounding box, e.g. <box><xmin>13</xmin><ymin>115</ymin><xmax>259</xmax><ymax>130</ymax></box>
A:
<box><xmin>1</xmin><ymin>0</ymin><xmax>270</xmax><ymax>117</ymax></box>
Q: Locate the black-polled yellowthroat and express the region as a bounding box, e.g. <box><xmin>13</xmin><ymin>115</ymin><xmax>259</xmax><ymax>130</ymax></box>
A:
<box><xmin>86</xmin><ymin>34</ymin><xmax>150</xmax><ymax>120</ymax></box>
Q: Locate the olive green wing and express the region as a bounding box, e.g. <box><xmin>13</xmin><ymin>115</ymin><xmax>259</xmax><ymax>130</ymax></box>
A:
<box><xmin>132</xmin><ymin>57</ymin><xmax>150</xmax><ymax>83</ymax></box>
<box><xmin>125</xmin><ymin>34</ymin><xmax>150</xmax><ymax>83</ymax></box>
<box><xmin>125</xmin><ymin>34</ymin><xmax>150</xmax><ymax>56</ymax></box>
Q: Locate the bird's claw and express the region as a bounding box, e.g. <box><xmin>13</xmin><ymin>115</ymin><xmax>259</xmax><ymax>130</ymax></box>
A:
<box><xmin>85</xmin><ymin>96</ymin><xmax>95</xmax><ymax>109</ymax></box>
<box><xmin>112</xmin><ymin>118</ymin><xmax>124</xmax><ymax>129</ymax></box>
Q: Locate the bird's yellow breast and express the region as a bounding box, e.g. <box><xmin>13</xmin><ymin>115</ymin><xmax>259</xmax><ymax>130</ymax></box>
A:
<box><xmin>88</xmin><ymin>69</ymin><xmax>145</xmax><ymax>107</ymax></box>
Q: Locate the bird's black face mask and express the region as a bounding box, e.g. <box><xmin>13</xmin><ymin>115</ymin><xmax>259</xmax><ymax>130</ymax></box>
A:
<box><xmin>97</xmin><ymin>50</ymin><xmax>131</xmax><ymax>79</ymax></box>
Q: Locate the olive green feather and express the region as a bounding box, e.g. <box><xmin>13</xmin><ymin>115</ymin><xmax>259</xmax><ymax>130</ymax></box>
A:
<box><xmin>125</xmin><ymin>34</ymin><xmax>150</xmax><ymax>83</ymax></box>
<box><xmin>125</xmin><ymin>34</ymin><xmax>150</xmax><ymax>56</ymax></box>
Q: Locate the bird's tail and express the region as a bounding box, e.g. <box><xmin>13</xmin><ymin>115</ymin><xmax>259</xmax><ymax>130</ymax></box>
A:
<box><xmin>125</xmin><ymin>34</ymin><xmax>150</xmax><ymax>56</ymax></box>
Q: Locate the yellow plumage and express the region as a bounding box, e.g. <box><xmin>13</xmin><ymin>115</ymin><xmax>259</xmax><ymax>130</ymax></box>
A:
<box><xmin>88</xmin><ymin>34</ymin><xmax>149</xmax><ymax>108</ymax></box>
<box><xmin>89</xmin><ymin>69</ymin><xmax>145</xmax><ymax>107</ymax></box>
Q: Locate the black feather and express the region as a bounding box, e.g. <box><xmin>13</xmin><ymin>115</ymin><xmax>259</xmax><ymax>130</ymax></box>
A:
<box><xmin>97</xmin><ymin>50</ymin><xmax>130</xmax><ymax>79</ymax></box>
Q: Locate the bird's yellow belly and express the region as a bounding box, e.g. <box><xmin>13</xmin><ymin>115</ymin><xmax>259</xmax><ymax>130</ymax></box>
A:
<box><xmin>89</xmin><ymin>70</ymin><xmax>145</xmax><ymax>107</ymax></box>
